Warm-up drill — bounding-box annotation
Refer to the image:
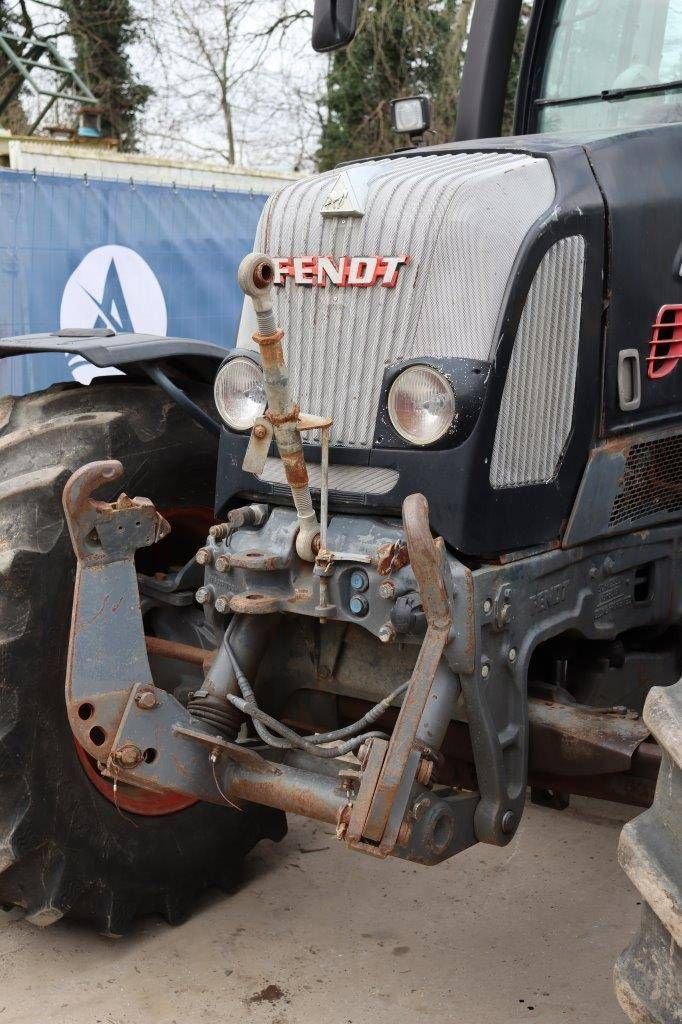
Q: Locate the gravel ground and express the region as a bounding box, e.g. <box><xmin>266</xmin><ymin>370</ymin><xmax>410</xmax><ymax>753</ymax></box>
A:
<box><xmin>0</xmin><ymin>796</ymin><xmax>639</xmax><ymax>1024</ymax></box>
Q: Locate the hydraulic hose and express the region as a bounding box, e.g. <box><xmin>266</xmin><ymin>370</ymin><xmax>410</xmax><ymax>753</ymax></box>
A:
<box><xmin>224</xmin><ymin>635</ymin><xmax>408</xmax><ymax>759</ymax></box>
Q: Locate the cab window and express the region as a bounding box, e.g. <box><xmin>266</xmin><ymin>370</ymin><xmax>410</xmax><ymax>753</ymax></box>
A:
<box><xmin>536</xmin><ymin>0</ymin><xmax>682</xmax><ymax>132</ymax></box>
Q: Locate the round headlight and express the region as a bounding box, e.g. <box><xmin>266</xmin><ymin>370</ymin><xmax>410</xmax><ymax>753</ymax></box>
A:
<box><xmin>214</xmin><ymin>356</ymin><xmax>266</xmax><ymax>431</ymax></box>
<box><xmin>387</xmin><ymin>365</ymin><xmax>455</xmax><ymax>446</ymax></box>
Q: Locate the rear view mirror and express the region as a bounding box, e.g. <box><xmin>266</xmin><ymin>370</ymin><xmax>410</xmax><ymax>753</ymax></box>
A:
<box><xmin>312</xmin><ymin>0</ymin><xmax>359</xmax><ymax>52</ymax></box>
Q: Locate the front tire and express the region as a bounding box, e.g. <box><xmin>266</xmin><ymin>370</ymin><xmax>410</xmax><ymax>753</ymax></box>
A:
<box><xmin>615</xmin><ymin>680</ymin><xmax>681</xmax><ymax>1023</ymax></box>
<box><xmin>0</xmin><ymin>380</ymin><xmax>285</xmax><ymax>934</ymax></box>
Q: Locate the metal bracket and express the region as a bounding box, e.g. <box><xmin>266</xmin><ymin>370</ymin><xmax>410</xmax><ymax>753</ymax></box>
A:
<box><xmin>62</xmin><ymin>461</ymin><xmax>170</xmax><ymax>760</ymax></box>
<box><xmin>345</xmin><ymin>493</ymin><xmax>459</xmax><ymax>857</ymax></box>
<box><xmin>243</xmin><ymin>416</ymin><xmax>274</xmax><ymax>474</ymax></box>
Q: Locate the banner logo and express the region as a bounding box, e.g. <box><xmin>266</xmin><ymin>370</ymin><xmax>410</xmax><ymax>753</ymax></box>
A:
<box><xmin>60</xmin><ymin>245</ymin><xmax>167</xmax><ymax>383</ymax></box>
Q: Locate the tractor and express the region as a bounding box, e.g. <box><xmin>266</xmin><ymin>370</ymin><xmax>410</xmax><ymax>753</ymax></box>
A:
<box><xmin>0</xmin><ymin>1</ymin><xmax>679</xmax><ymax>1020</ymax></box>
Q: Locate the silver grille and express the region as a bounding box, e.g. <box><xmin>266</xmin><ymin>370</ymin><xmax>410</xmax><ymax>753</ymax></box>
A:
<box><xmin>490</xmin><ymin>236</ymin><xmax>586</xmax><ymax>488</ymax></box>
<box><xmin>238</xmin><ymin>152</ymin><xmax>556</xmax><ymax>448</ymax></box>
<box><xmin>258</xmin><ymin>458</ymin><xmax>398</xmax><ymax>496</ymax></box>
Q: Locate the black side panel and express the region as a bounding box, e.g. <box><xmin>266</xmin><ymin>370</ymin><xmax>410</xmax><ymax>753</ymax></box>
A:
<box><xmin>585</xmin><ymin>125</ymin><xmax>682</xmax><ymax>435</ymax></box>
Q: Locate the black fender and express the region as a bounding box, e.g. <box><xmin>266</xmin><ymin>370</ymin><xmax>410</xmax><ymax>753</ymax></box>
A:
<box><xmin>0</xmin><ymin>328</ymin><xmax>226</xmax><ymax>381</ymax></box>
<box><xmin>0</xmin><ymin>328</ymin><xmax>226</xmax><ymax>435</ymax></box>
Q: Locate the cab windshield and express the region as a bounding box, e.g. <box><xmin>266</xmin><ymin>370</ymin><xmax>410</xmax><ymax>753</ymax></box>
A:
<box><xmin>537</xmin><ymin>0</ymin><xmax>682</xmax><ymax>132</ymax></box>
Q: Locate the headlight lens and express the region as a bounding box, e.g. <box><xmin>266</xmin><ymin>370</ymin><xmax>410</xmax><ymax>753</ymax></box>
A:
<box><xmin>214</xmin><ymin>356</ymin><xmax>266</xmax><ymax>431</ymax></box>
<box><xmin>387</xmin><ymin>365</ymin><xmax>455</xmax><ymax>445</ymax></box>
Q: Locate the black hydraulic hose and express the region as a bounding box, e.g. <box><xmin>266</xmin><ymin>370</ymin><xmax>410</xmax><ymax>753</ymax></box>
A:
<box><xmin>225</xmin><ymin>639</ymin><xmax>289</xmax><ymax>750</ymax></box>
<box><xmin>143</xmin><ymin>363</ymin><xmax>221</xmax><ymax>438</ymax></box>
<box><xmin>226</xmin><ymin>694</ymin><xmax>387</xmax><ymax>758</ymax></box>
<box><xmin>306</xmin><ymin>683</ymin><xmax>409</xmax><ymax>743</ymax></box>
<box><xmin>224</xmin><ymin>634</ymin><xmax>407</xmax><ymax>758</ymax></box>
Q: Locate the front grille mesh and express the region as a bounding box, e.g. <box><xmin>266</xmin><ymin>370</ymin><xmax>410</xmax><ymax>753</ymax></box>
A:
<box><xmin>609</xmin><ymin>434</ymin><xmax>682</xmax><ymax>527</ymax></box>
<box><xmin>241</xmin><ymin>152</ymin><xmax>556</xmax><ymax>448</ymax></box>
<box><xmin>258</xmin><ymin>458</ymin><xmax>398</xmax><ymax>496</ymax></box>
<box><xmin>490</xmin><ymin>236</ymin><xmax>585</xmax><ymax>488</ymax></box>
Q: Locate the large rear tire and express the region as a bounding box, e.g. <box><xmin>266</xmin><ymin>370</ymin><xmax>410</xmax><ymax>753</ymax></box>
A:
<box><xmin>0</xmin><ymin>380</ymin><xmax>285</xmax><ymax>934</ymax></box>
<box><xmin>615</xmin><ymin>680</ymin><xmax>681</xmax><ymax>1023</ymax></box>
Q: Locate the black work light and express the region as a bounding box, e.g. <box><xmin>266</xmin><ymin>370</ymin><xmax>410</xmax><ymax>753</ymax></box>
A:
<box><xmin>390</xmin><ymin>95</ymin><xmax>432</xmax><ymax>142</ymax></box>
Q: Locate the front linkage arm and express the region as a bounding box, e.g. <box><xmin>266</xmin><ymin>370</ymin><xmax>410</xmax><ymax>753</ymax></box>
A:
<box><xmin>62</xmin><ymin>461</ymin><xmax>487</xmax><ymax>865</ymax></box>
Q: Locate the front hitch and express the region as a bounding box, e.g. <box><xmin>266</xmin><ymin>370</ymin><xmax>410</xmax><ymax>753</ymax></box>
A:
<box><xmin>62</xmin><ymin>460</ymin><xmax>480</xmax><ymax>865</ymax></box>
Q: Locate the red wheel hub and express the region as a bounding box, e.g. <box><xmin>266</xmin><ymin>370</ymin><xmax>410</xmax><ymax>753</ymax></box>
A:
<box><xmin>74</xmin><ymin>506</ymin><xmax>215</xmax><ymax>816</ymax></box>
<box><xmin>74</xmin><ymin>741</ymin><xmax>197</xmax><ymax>816</ymax></box>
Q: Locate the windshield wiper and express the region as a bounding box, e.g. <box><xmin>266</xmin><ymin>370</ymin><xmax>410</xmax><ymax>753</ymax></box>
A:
<box><xmin>536</xmin><ymin>78</ymin><xmax>682</xmax><ymax>109</ymax></box>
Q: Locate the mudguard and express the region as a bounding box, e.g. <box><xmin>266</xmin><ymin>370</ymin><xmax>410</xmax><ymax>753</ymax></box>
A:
<box><xmin>0</xmin><ymin>328</ymin><xmax>226</xmax><ymax>382</ymax></box>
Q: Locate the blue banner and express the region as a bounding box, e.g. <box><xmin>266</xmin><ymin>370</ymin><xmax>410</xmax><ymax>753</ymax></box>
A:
<box><xmin>0</xmin><ymin>169</ymin><xmax>268</xmax><ymax>395</ymax></box>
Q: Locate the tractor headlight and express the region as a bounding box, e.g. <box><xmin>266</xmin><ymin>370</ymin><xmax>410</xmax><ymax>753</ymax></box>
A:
<box><xmin>214</xmin><ymin>356</ymin><xmax>266</xmax><ymax>431</ymax></box>
<box><xmin>387</xmin><ymin>365</ymin><xmax>455</xmax><ymax>445</ymax></box>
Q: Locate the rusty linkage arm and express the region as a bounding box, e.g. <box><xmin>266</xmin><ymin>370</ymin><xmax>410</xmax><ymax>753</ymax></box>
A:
<box><xmin>238</xmin><ymin>253</ymin><xmax>321</xmax><ymax>563</ymax></box>
<box><xmin>342</xmin><ymin>493</ymin><xmax>476</xmax><ymax>862</ymax></box>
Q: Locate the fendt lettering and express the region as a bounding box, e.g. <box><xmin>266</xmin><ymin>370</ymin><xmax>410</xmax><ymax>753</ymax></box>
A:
<box><xmin>0</xmin><ymin>1</ymin><xmax>679</xmax><ymax>1021</ymax></box>
<box><xmin>272</xmin><ymin>254</ymin><xmax>409</xmax><ymax>288</ymax></box>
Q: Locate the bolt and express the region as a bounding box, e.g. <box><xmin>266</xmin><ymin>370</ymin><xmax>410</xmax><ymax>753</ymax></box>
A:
<box><xmin>349</xmin><ymin>595</ymin><xmax>369</xmax><ymax>616</ymax></box>
<box><xmin>417</xmin><ymin>758</ymin><xmax>434</xmax><ymax>787</ymax></box>
<box><xmin>195</xmin><ymin>586</ymin><xmax>212</xmax><ymax>605</ymax></box>
<box><xmin>378</xmin><ymin>580</ymin><xmax>396</xmax><ymax>600</ymax></box>
<box><xmin>195</xmin><ymin>547</ymin><xmax>212</xmax><ymax>566</ymax></box>
<box><xmin>209</xmin><ymin>523</ymin><xmax>229</xmax><ymax>541</ymax></box>
<box><xmin>135</xmin><ymin>689</ymin><xmax>157</xmax><ymax>710</ymax></box>
<box><xmin>350</xmin><ymin>570</ymin><xmax>369</xmax><ymax>593</ymax></box>
<box><xmin>483</xmin><ymin>598</ymin><xmax>492</xmax><ymax>615</ymax></box>
<box><xmin>588</xmin><ymin>565</ymin><xmax>599</xmax><ymax>580</ymax></box>
<box><xmin>115</xmin><ymin>743</ymin><xmax>143</xmax><ymax>769</ymax></box>
<box><xmin>508</xmin><ymin>646</ymin><xmax>517</xmax><ymax>664</ymax></box>
<box><xmin>481</xmin><ymin>662</ymin><xmax>490</xmax><ymax>678</ymax></box>
<box><xmin>253</xmin><ymin>423</ymin><xmax>268</xmax><ymax>441</ymax></box>
<box><xmin>397</xmin><ymin>819</ymin><xmax>413</xmax><ymax>847</ymax></box>
<box><xmin>412</xmin><ymin>795</ymin><xmax>431</xmax><ymax>821</ymax></box>
<box><xmin>378</xmin><ymin>623</ymin><xmax>396</xmax><ymax>644</ymax></box>
<box><xmin>501</xmin><ymin>810</ymin><xmax>517</xmax><ymax>835</ymax></box>
<box><xmin>214</xmin><ymin>595</ymin><xmax>231</xmax><ymax>614</ymax></box>
<box><xmin>603</xmin><ymin>556</ymin><xmax>616</xmax><ymax>576</ymax></box>
<box><xmin>214</xmin><ymin>554</ymin><xmax>231</xmax><ymax>573</ymax></box>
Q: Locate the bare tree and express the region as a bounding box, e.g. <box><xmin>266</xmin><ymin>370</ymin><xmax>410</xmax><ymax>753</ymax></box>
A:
<box><xmin>137</xmin><ymin>0</ymin><xmax>319</xmax><ymax>169</ymax></box>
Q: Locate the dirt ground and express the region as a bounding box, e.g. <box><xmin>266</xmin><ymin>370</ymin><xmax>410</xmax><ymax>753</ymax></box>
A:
<box><xmin>0</xmin><ymin>796</ymin><xmax>640</xmax><ymax>1024</ymax></box>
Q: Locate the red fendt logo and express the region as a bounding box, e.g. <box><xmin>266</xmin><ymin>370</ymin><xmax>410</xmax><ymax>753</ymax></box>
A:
<box><xmin>647</xmin><ymin>305</ymin><xmax>682</xmax><ymax>379</ymax></box>
<box><xmin>272</xmin><ymin>255</ymin><xmax>409</xmax><ymax>288</ymax></box>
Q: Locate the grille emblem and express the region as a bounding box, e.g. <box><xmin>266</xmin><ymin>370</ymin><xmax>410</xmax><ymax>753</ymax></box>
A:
<box><xmin>321</xmin><ymin>171</ymin><xmax>364</xmax><ymax>217</ymax></box>
<box><xmin>320</xmin><ymin>162</ymin><xmax>393</xmax><ymax>218</ymax></box>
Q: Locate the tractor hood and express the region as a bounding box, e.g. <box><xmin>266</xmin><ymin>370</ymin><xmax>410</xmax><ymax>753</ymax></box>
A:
<box><xmin>237</xmin><ymin>151</ymin><xmax>556</xmax><ymax>448</ymax></box>
<box><xmin>222</xmin><ymin>140</ymin><xmax>606</xmax><ymax>559</ymax></box>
